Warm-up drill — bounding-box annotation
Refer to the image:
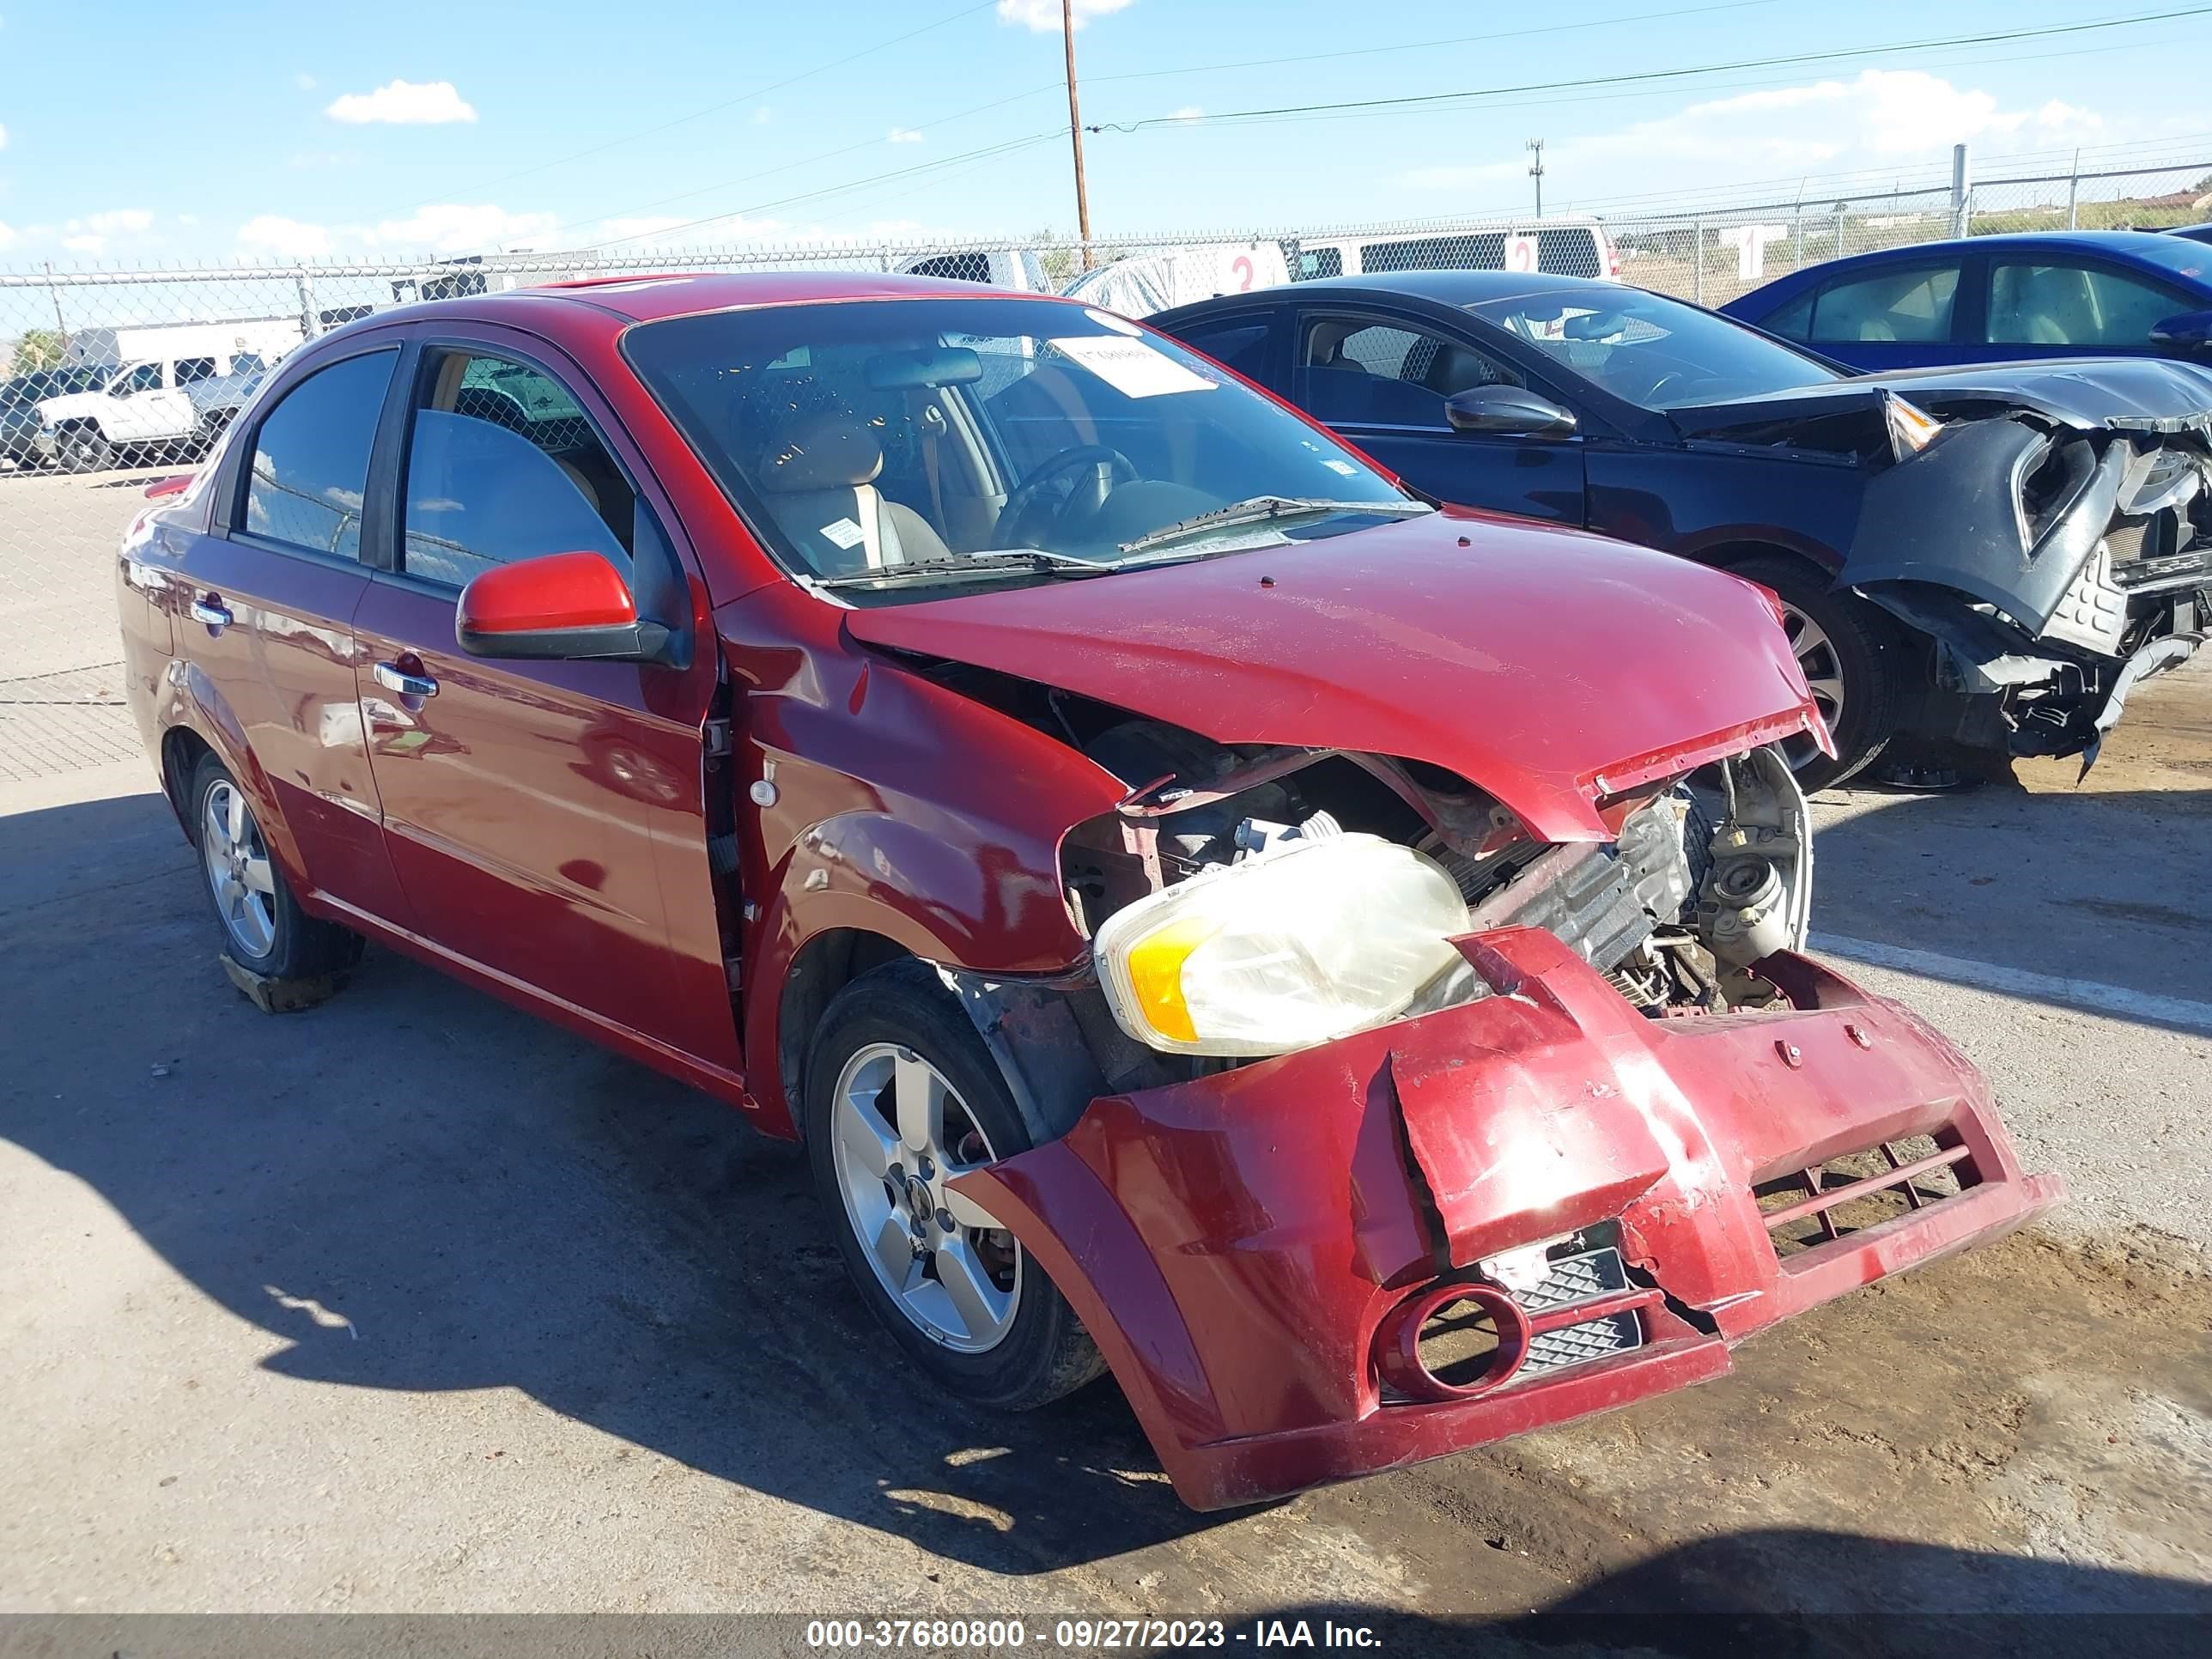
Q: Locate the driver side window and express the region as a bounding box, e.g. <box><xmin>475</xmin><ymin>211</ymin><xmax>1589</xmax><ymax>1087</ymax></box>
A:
<box><xmin>1294</xmin><ymin>316</ymin><xmax>1522</xmax><ymax>429</ymax></box>
<box><xmin>400</xmin><ymin>348</ymin><xmax>637</xmax><ymax>591</ymax></box>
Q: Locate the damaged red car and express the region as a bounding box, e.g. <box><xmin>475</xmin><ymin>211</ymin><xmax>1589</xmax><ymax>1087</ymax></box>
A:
<box><xmin>117</xmin><ymin>273</ymin><xmax>2062</xmax><ymax>1510</ymax></box>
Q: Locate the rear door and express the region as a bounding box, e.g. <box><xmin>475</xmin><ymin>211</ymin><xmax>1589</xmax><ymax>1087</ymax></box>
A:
<box><xmin>1287</xmin><ymin>306</ymin><xmax>1586</xmax><ymax>523</ymax></box>
<box><xmin>349</xmin><ymin>329</ymin><xmax>738</xmax><ymax>1074</ymax></box>
<box><xmin>172</xmin><ymin>341</ymin><xmax>410</xmax><ymax>920</ymax></box>
<box><xmin>1787</xmin><ymin>255</ymin><xmax>1971</xmax><ymax>372</ymax></box>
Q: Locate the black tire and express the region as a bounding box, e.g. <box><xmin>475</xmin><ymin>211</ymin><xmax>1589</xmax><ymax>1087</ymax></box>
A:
<box><xmin>54</xmin><ymin>426</ymin><xmax>112</xmax><ymax>474</ymax></box>
<box><xmin>804</xmin><ymin>958</ymin><xmax>1104</xmax><ymax>1412</ymax></box>
<box><xmin>1726</xmin><ymin>552</ymin><xmax>1904</xmax><ymax>791</ymax></box>
<box><xmin>186</xmin><ymin>753</ymin><xmax>364</xmax><ymax>981</ymax></box>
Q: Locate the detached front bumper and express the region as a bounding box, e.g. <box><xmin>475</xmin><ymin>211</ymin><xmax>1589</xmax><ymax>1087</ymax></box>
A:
<box><xmin>953</xmin><ymin>927</ymin><xmax>2061</xmax><ymax>1511</ymax></box>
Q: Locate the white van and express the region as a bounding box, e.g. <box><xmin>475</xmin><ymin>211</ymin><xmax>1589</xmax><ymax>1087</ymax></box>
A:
<box><xmin>1286</xmin><ymin>220</ymin><xmax>1617</xmax><ymax>283</ymax></box>
<box><xmin>897</xmin><ymin>248</ymin><xmax>1054</xmax><ymax>293</ymax></box>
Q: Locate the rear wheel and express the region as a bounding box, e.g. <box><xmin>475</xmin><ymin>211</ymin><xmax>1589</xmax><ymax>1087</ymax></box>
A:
<box><xmin>805</xmin><ymin>958</ymin><xmax>1103</xmax><ymax>1411</ymax></box>
<box><xmin>188</xmin><ymin>753</ymin><xmax>363</xmax><ymax>980</ymax></box>
<box><xmin>1727</xmin><ymin>553</ymin><xmax>1902</xmax><ymax>791</ymax></box>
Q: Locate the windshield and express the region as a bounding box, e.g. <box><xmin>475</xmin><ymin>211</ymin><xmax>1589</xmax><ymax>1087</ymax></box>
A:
<box><xmin>622</xmin><ymin>296</ymin><xmax>1414</xmax><ymax>603</ymax></box>
<box><xmin>1467</xmin><ymin>286</ymin><xmax>1841</xmax><ymax>412</ymax></box>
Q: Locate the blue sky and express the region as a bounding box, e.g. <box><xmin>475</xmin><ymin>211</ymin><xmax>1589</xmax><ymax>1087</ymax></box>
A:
<box><xmin>3</xmin><ymin>0</ymin><xmax>2209</xmax><ymax>264</ymax></box>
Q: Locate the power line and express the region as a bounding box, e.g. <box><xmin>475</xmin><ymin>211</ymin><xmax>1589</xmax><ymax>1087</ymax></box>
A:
<box><xmin>1087</xmin><ymin>8</ymin><xmax>2212</xmax><ymax>133</ymax></box>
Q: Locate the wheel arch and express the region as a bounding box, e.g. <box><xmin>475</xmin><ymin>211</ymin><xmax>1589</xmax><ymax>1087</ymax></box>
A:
<box><xmin>774</xmin><ymin>923</ymin><xmax>921</xmax><ymax>1141</ymax></box>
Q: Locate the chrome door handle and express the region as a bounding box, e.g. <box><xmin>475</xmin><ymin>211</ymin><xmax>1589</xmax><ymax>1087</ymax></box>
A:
<box><xmin>372</xmin><ymin>660</ymin><xmax>439</xmax><ymax>698</ymax></box>
<box><xmin>189</xmin><ymin>598</ymin><xmax>231</xmax><ymax>628</ymax></box>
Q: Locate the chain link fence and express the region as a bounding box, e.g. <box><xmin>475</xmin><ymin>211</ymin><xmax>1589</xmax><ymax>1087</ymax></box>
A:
<box><xmin>4</xmin><ymin>155</ymin><xmax>2209</xmax><ymax>781</ymax></box>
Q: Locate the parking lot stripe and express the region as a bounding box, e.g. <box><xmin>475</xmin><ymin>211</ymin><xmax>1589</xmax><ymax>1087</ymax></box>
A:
<box><xmin>1811</xmin><ymin>933</ymin><xmax>2212</xmax><ymax>1035</ymax></box>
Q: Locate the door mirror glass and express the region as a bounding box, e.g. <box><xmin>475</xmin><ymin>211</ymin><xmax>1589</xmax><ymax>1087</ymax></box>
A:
<box><xmin>1443</xmin><ymin>385</ymin><xmax>1578</xmax><ymax>438</ymax></box>
<box><xmin>456</xmin><ymin>550</ymin><xmax>678</xmax><ymax>665</ymax></box>
<box><xmin>2150</xmin><ymin>309</ymin><xmax>2212</xmax><ymax>349</ymax></box>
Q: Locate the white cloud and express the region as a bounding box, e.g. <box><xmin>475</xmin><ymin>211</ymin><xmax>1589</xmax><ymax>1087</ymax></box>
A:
<box><xmin>0</xmin><ymin>122</ymin><xmax>9</xmax><ymax>150</ymax></box>
<box><xmin>887</xmin><ymin>126</ymin><xmax>925</xmax><ymax>144</ymax></box>
<box><xmin>295</xmin><ymin>72</ymin><xmax>317</xmax><ymax>91</ymax></box>
<box><xmin>325</xmin><ymin>79</ymin><xmax>477</xmax><ymax>126</ymax></box>
<box><xmin>1401</xmin><ymin>70</ymin><xmax>2114</xmax><ymax>200</ymax></box>
<box><xmin>58</xmin><ymin>208</ymin><xmax>155</xmax><ymax>255</ymax></box>
<box><xmin>1166</xmin><ymin>106</ymin><xmax>1203</xmax><ymax>124</ymax></box>
<box><xmin>239</xmin><ymin>214</ymin><xmax>335</xmax><ymax>258</ymax></box>
<box><xmin>368</xmin><ymin>204</ymin><xmax>553</xmax><ymax>252</ymax></box>
<box><xmin>0</xmin><ymin>222</ymin><xmax>16</xmax><ymax>249</ymax></box>
<box><xmin>753</xmin><ymin>107</ymin><xmax>773</xmax><ymax>125</ymax></box>
<box><xmin>996</xmin><ymin>0</ymin><xmax>1132</xmax><ymax>31</ymax></box>
<box><xmin>233</xmin><ymin>203</ymin><xmax>556</xmax><ymax>258</ymax></box>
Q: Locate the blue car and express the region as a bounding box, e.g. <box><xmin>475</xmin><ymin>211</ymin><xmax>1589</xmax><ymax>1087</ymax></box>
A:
<box><xmin>1722</xmin><ymin>231</ymin><xmax>2212</xmax><ymax>372</ymax></box>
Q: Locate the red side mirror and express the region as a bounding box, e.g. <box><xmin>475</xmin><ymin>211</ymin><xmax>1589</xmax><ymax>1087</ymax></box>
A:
<box><xmin>456</xmin><ymin>551</ymin><xmax>676</xmax><ymax>664</ymax></box>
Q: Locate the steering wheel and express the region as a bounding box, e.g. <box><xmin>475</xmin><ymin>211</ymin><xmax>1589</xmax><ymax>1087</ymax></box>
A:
<box><xmin>997</xmin><ymin>445</ymin><xmax>1138</xmax><ymax>548</ymax></box>
<box><xmin>1640</xmin><ymin>368</ymin><xmax>1728</xmax><ymax>406</ymax></box>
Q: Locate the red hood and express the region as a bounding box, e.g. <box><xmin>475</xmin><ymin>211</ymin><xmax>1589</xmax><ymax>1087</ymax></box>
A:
<box><xmin>844</xmin><ymin>508</ymin><xmax>1823</xmax><ymax>842</ymax></box>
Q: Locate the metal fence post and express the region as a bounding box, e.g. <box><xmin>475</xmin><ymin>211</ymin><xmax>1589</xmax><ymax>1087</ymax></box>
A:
<box><xmin>1951</xmin><ymin>143</ymin><xmax>1972</xmax><ymax>237</ymax></box>
<box><xmin>2067</xmin><ymin>149</ymin><xmax>2081</xmax><ymax>229</ymax></box>
<box><xmin>296</xmin><ymin>270</ymin><xmax>319</xmax><ymax>340</ymax></box>
<box><xmin>1692</xmin><ymin>217</ymin><xmax>1704</xmax><ymax>307</ymax></box>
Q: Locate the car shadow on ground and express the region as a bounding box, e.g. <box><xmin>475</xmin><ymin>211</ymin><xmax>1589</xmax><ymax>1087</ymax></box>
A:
<box><xmin>1271</xmin><ymin>1529</ymin><xmax>2212</xmax><ymax>1656</ymax></box>
<box><xmin>1807</xmin><ymin>779</ymin><xmax>2212</xmax><ymax>1029</ymax></box>
<box><xmin>0</xmin><ymin>788</ymin><xmax>1228</xmax><ymax>1575</ymax></box>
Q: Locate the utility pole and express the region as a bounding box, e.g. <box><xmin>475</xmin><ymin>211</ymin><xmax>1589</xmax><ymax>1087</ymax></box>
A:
<box><xmin>1527</xmin><ymin>139</ymin><xmax>1546</xmax><ymax>219</ymax></box>
<box><xmin>1062</xmin><ymin>0</ymin><xmax>1095</xmax><ymax>270</ymax></box>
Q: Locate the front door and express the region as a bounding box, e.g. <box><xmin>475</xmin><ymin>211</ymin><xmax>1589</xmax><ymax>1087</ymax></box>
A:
<box><xmin>1289</xmin><ymin>311</ymin><xmax>1586</xmax><ymax>524</ymax></box>
<box><xmin>349</xmin><ymin>334</ymin><xmax>738</xmax><ymax>1074</ymax></box>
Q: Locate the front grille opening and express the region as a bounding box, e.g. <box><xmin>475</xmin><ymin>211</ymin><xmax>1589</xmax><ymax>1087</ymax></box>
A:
<box><xmin>1414</xmin><ymin>1295</ymin><xmax>1510</xmax><ymax>1392</ymax></box>
<box><xmin>1755</xmin><ymin>1133</ymin><xmax>1977</xmax><ymax>1259</ymax></box>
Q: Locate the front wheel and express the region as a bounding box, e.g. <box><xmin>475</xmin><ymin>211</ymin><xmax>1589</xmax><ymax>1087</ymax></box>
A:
<box><xmin>1727</xmin><ymin>553</ymin><xmax>1904</xmax><ymax>791</ymax></box>
<box><xmin>804</xmin><ymin>959</ymin><xmax>1103</xmax><ymax>1411</ymax></box>
<box><xmin>54</xmin><ymin>427</ymin><xmax>112</xmax><ymax>474</ymax></box>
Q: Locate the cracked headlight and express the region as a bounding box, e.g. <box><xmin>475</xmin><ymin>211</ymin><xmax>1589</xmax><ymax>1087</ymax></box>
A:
<box><xmin>1092</xmin><ymin>834</ymin><xmax>1468</xmax><ymax>1057</ymax></box>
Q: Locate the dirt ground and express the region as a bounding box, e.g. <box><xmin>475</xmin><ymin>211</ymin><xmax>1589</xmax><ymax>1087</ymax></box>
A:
<box><xmin>0</xmin><ymin>666</ymin><xmax>2207</xmax><ymax>1650</ymax></box>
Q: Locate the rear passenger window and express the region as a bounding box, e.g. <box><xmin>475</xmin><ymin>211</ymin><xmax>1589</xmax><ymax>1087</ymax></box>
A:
<box><xmin>1297</xmin><ymin>316</ymin><xmax>1522</xmax><ymax>428</ymax></box>
<box><xmin>400</xmin><ymin>348</ymin><xmax>635</xmax><ymax>590</ymax></box>
<box><xmin>174</xmin><ymin>357</ymin><xmax>218</xmax><ymax>386</ymax></box>
<box><xmin>240</xmin><ymin>349</ymin><xmax>397</xmax><ymax>558</ymax></box>
<box><xmin>1806</xmin><ymin>265</ymin><xmax>1960</xmax><ymax>344</ymax></box>
<box><xmin>1291</xmin><ymin>245</ymin><xmax>1343</xmax><ymax>281</ymax></box>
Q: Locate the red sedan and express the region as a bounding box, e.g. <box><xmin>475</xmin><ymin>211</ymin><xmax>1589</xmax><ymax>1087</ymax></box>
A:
<box><xmin>116</xmin><ymin>272</ymin><xmax>2059</xmax><ymax>1510</ymax></box>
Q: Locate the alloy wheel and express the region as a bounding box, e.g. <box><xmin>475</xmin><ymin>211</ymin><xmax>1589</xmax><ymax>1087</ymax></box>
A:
<box><xmin>828</xmin><ymin>1042</ymin><xmax>1022</xmax><ymax>1352</ymax></box>
<box><xmin>1777</xmin><ymin>601</ymin><xmax>1846</xmax><ymax>773</ymax></box>
<box><xmin>200</xmin><ymin>779</ymin><xmax>277</xmax><ymax>958</ymax></box>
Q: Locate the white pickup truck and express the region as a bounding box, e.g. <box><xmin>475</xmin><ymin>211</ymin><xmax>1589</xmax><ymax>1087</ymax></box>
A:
<box><xmin>33</xmin><ymin>319</ymin><xmax>302</xmax><ymax>471</ymax></box>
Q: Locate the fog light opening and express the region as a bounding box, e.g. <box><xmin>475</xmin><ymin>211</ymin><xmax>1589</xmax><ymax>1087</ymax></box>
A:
<box><xmin>1376</xmin><ymin>1280</ymin><xmax>1532</xmax><ymax>1403</ymax></box>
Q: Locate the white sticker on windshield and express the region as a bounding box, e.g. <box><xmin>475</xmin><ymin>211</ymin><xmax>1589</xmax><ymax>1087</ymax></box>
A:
<box><xmin>819</xmin><ymin>518</ymin><xmax>866</xmax><ymax>550</ymax></box>
<box><xmin>1049</xmin><ymin>335</ymin><xmax>1217</xmax><ymax>398</ymax></box>
<box><xmin>1321</xmin><ymin>459</ymin><xmax>1357</xmax><ymax>476</ymax></box>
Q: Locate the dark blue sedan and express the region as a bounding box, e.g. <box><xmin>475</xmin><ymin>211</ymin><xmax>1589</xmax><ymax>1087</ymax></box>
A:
<box><xmin>1154</xmin><ymin>270</ymin><xmax>2211</xmax><ymax>791</ymax></box>
<box><xmin>1721</xmin><ymin>231</ymin><xmax>2212</xmax><ymax>372</ymax></box>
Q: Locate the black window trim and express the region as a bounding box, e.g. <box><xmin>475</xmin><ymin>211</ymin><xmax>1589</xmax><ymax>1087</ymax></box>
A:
<box><xmin>221</xmin><ymin>337</ymin><xmax>410</xmax><ymax>573</ymax></box>
<box><xmin>1166</xmin><ymin>305</ymin><xmax>1284</xmax><ymax>391</ymax></box>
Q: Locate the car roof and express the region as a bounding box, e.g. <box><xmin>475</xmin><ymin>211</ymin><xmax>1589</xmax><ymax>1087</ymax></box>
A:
<box><xmin>476</xmin><ymin>269</ymin><xmax>1023</xmax><ymax>324</ymax></box>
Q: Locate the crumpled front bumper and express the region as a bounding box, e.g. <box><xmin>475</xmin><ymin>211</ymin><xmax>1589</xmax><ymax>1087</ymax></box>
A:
<box><xmin>952</xmin><ymin>927</ymin><xmax>2062</xmax><ymax>1511</ymax></box>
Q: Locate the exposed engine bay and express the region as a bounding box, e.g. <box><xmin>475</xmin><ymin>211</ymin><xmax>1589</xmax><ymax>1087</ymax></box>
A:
<box><xmin>1051</xmin><ymin>719</ymin><xmax>1811</xmax><ymax>1070</ymax></box>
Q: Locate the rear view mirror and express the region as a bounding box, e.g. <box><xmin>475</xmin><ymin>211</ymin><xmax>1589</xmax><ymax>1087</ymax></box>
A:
<box><xmin>457</xmin><ymin>551</ymin><xmax>681</xmax><ymax>665</ymax></box>
<box><xmin>2149</xmin><ymin>309</ymin><xmax>2212</xmax><ymax>349</ymax></box>
<box><xmin>1443</xmin><ymin>386</ymin><xmax>1579</xmax><ymax>439</ymax></box>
